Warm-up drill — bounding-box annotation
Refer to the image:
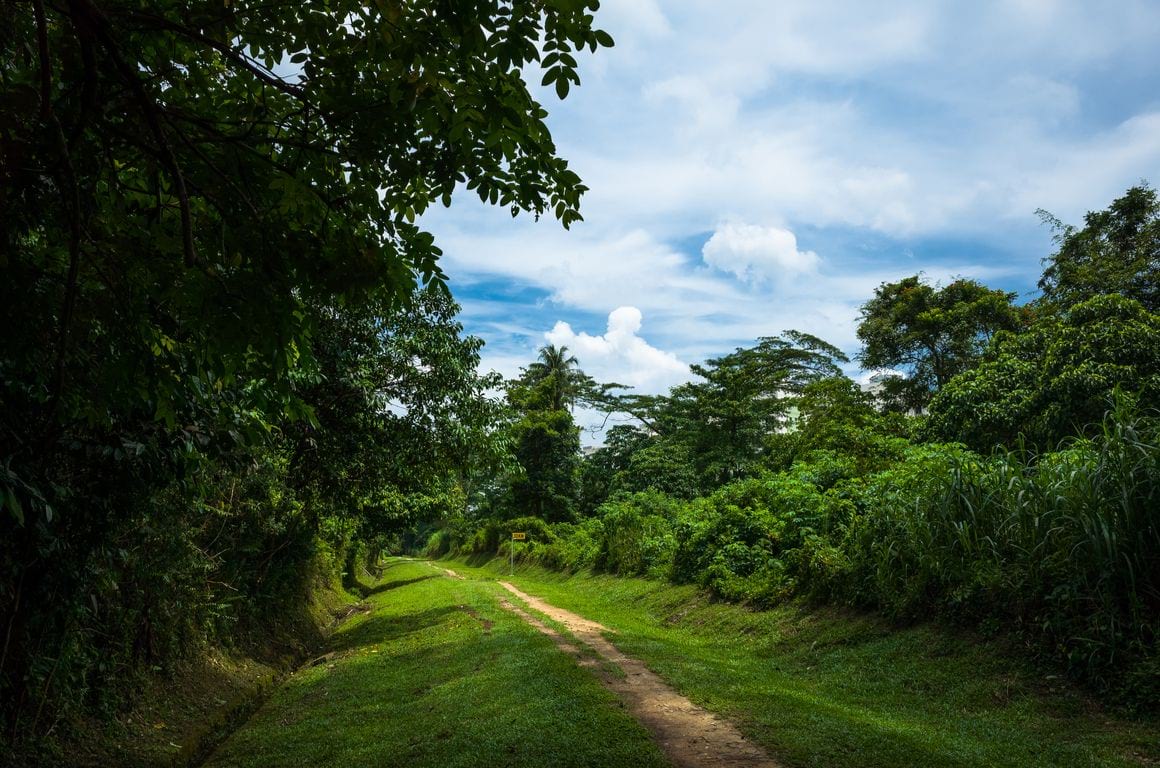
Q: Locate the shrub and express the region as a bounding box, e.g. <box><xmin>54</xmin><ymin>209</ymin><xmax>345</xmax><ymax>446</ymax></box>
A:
<box><xmin>840</xmin><ymin>403</ymin><xmax>1159</xmax><ymax>702</ymax></box>
<box><xmin>596</xmin><ymin>491</ymin><xmax>682</xmax><ymax>576</ymax></box>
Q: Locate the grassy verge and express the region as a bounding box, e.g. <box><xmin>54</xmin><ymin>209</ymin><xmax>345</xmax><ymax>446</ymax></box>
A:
<box><xmin>54</xmin><ymin>563</ymin><xmax>357</xmax><ymax>768</ymax></box>
<box><xmin>203</xmin><ymin>559</ymin><xmax>669</xmax><ymax>768</ymax></box>
<box><xmin>448</xmin><ymin>556</ymin><xmax>1160</xmax><ymax>768</ymax></box>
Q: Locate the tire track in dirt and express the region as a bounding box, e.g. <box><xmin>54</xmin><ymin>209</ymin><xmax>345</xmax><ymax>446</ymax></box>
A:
<box><xmin>438</xmin><ymin>566</ymin><xmax>779</xmax><ymax>768</ymax></box>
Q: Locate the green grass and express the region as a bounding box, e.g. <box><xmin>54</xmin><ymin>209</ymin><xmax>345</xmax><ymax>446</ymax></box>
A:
<box><xmin>449</xmin><ymin>556</ymin><xmax>1160</xmax><ymax>768</ymax></box>
<box><xmin>204</xmin><ymin>559</ymin><xmax>668</xmax><ymax>768</ymax></box>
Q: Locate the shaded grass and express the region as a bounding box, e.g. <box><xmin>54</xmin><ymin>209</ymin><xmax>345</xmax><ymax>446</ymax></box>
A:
<box><xmin>47</xmin><ymin>561</ymin><xmax>359</xmax><ymax>768</ymax></box>
<box><xmin>204</xmin><ymin>559</ymin><xmax>668</xmax><ymax>768</ymax></box>
<box><xmin>448</xmin><ymin>557</ymin><xmax>1160</xmax><ymax>768</ymax></box>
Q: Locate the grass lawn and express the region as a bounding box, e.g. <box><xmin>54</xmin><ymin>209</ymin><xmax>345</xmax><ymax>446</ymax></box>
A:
<box><xmin>448</xmin><ymin>556</ymin><xmax>1159</xmax><ymax>768</ymax></box>
<box><xmin>203</xmin><ymin>559</ymin><xmax>668</xmax><ymax>768</ymax></box>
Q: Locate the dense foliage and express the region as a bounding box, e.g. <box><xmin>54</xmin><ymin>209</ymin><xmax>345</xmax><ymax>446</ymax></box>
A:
<box><xmin>856</xmin><ymin>276</ymin><xmax>1026</xmax><ymax>411</ymax></box>
<box><xmin>925</xmin><ymin>294</ymin><xmax>1160</xmax><ymax>451</ymax></box>
<box><xmin>436</xmin><ymin>186</ymin><xmax>1160</xmax><ymax>708</ymax></box>
<box><xmin>1</xmin><ymin>0</ymin><xmax>610</xmax><ymax>756</ymax></box>
<box><xmin>1038</xmin><ymin>185</ymin><xmax>1159</xmax><ymax>313</ymax></box>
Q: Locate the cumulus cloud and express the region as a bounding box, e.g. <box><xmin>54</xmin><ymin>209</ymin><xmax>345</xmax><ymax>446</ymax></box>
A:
<box><xmin>602</xmin><ymin>0</ymin><xmax>670</xmax><ymax>37</ymax></box>
<box><xmin>702</xmin><ymin>223</ymin><xmax>820</xmax><ymax>282</ymax></box>
<box><xmin>423</xmin><ymin>0</ymin><xmax>1160</xmax><ymax>431</ymax></box>
<box><xmin>544</xmin><ymin>306</ymin><xmax>690</xmax><ymax>393</ymax></box>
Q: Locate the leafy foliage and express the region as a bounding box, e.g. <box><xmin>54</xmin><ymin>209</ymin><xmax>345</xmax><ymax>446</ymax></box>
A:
<box><xmin>637</xmin><ymin>332</ymin><xmax>850</xmax><ymax>489</ymax></box>
<box><xmin>1038</xmin><ymin>184</ymin><xmax>1160</xmax><ymax>313</ymax></box>
<box><xmin>856</xmin><ymin>275</ymin><xmax>1025</xmax><ymax>410</ymax></box>
<box><xmin>926</xmin><ymin>294</ymin><xmax>1160</xmax><ymax>450</ymax></box>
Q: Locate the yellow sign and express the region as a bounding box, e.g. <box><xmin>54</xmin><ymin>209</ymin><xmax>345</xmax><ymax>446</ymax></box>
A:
<box><xmin>511</xmin><ymin>532</ymin><xmax>527</xmax><ymax>540</ymax></box>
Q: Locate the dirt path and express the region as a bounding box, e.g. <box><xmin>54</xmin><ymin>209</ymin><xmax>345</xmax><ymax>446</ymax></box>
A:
<box><xmin>438</xmin><ymin>566</ymin><xmax>779</xmax><ymax>768</ymax></box>
<box><xmin>436</xmin><ymin>565</ymin><xmax>465</xmax><ymax>580</ymax></box>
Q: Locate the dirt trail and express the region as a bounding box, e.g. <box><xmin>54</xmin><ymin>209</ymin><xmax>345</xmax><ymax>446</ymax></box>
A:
<box><xmin>437</xmin><ymin>565</ymin><xmax>465</xmax><ymax>580</ymax></box>
<box><xmin>439</xmin><ymin>566</ymin><xmax>779</xmax><ymax>768</ymax></box>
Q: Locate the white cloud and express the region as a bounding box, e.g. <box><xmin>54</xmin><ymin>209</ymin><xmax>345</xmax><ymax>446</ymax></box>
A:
<box><xmin>423</xmin><ymin>0</ymin><xmax>1160</xmax><ymax>432</ymax></box>
<box><xmin>602</xmin><ymin>0</ymin><xmax>671</xmax><ymax>37</ymax></box>
<box><xmin>645</xmin><ymin>75</ymin><xmax>741</xmax><ymax>135</ymax></box>
<box><xmin>702</xmin><ymin>222</ymin><xmax>820</xmax><ymax>282</ymax></box>
<box><xmin>545</xmin><ymin>306</ymin><xmax>691</xmax><ymax>393</ymax></box>
<box><xmin>1010</xmin><ymin>111</ymin><xmax>1160</xmax><ymax>222</ymax></box>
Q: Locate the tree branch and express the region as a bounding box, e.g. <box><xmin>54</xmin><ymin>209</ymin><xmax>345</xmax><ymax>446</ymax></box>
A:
<box><xmin>81</xmin><ymin>0</ymin><xmax>198</xmax><ymax>266</ymax></box>
<box><xmin>126</xmin><ymin>10</ymin><xmax>306</xmax><ymax>99</ymax></box>
<box><xmin>32</xmin><ymin>0</ymin><xmax>52</xmax><ymax>121</ymax></box>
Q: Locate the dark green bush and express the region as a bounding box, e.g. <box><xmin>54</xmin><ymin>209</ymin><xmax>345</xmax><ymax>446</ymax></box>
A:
<box><xmin>537</xmin><ymin>519</ymin><xmax>603</xmax><ymax>571</ymax></box>
<box><xmin>595</xmin><ymin>491</ymin><xmax>681</xmax><ymax>576</ymax></box>
<box><xmin>840</xmin><ymin>405</ymin><xmax>1159</xmax><ymax>701</ymax></box>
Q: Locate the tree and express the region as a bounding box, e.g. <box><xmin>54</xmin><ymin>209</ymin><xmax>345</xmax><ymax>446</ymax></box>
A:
<box><xmin>856</xmin><ymin>275</ymin><xmax>1026</xmax><ymax>411</ymax></box>
<box><xmin>925</xmin><ymin>294</ymin><xmax>1160</xmax><ymax>451</ymax></box>
<box><xmin>1038</xmin><ymin>184</ymin><xmax>1160</xmax><ymax>313</ymax></box>
<box><xmin>524</xmin><ymin>344</ymin><xmax>583</xmax><ymax>411</ymax></box>
<box><xmin>766</xmin><ymin>376</ymin><xmax>910</xmax><ymax>473</ymax></box>
<box><xmin>0</xmin><ymin>0</ymin><xmax>610</xmax><ymax>743</ymax></box>
<box><xmin>509</xmin><ymin>407</ymin><xmax>580</xmax><ymax>523</ymax></box>
<box><xmin>617</xmin><ymin>441</ymin><xmax>701</xmax><ymax>499</ymax></box>
<box><xmin>1</xmin><ymin>0</ymin><xmax>611</xmax><ymax>520</ymax></box>
<box><xmin>499</xmin><ymin>345</ymin><xmax>593</xmax><ymax>522</ymax></box>
<box><xmin>659</xmin><ymin>331</ymin><xmax>849</xmax><ymax>487</ymax></box>
<box><xmin>576</xmin><ymin>424</ymin><xmax>648</xmax><ymax>514</ymax></box>
<box><xmin>287</xmin><ymin>288</ymin><xmax>505</xmax><ymax>532</ymax></box>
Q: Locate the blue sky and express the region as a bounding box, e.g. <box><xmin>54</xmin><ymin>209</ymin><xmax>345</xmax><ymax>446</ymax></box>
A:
<box><xmin>420</xmin><ymin>0</ymin><xmax>1160</xmax><ymax>435</ymax></box>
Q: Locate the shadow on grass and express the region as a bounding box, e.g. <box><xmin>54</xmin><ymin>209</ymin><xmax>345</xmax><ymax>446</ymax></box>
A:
<box><xmin>364</xmin><ymin>574</ymin><xmax>439</xmax><ymax>596</ymax></box>
<box><xmin>346</xmin><ymin>565</ymin><xmax>437</xmax><ymax>597</ymax></box>
<box><xmin>461</xmin><ymin>552</ymin><xmax>499</xmax><ymax>567</ymax></box>
<box><xmin>329</xmin><ymin>606</ymin><xmax>462</xmax><ymax>654</ymax></box>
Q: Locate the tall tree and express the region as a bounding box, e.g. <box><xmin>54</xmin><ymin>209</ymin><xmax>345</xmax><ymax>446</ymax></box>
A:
<box><xmin>856</xmin><ymin>276</ymin><xmax>1025</xmax><ymax>411</ymax></box>
<box><xmin>0</xmin><ymin>0</ymin><xmax>610</xmax><ymax>741</ymax></box>
<box><xmin>665</xmin><ymin>332</ymin><xmax>849</xmax><ymax>487</ymax></box>
<box><xmin>502</xmin><ymin>345</ymin><xmax>590</xmax><ymax>522</ymax></box>
<box><xmin>1</xmin><ymin>0</ymin><xmax>612</xmax><ymax>521</ymax></box>
<box><xmin>926</xmin><ymin>294</ymin><xmax>1160</xmax><ymax>451</ymax></box>
<box><xmin>1038</xmin><ymin>184</ymin><xmax>1160</xmax><ymax>313</ymax></box>
<box><xmin>287</xmin><ymin>288</ymin><xmax>505</xmax><ymax>531</ymax></box>
<box><xmin>524</xmin><ymin>344</ymin><xmax>583</xmax><ymax>411</ymax></box>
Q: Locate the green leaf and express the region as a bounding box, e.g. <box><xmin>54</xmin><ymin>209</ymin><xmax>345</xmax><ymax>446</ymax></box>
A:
<box><xmin>5</xmin><ymin>491</ymin><xmax>24</xmax><ymax>527</ymax></box>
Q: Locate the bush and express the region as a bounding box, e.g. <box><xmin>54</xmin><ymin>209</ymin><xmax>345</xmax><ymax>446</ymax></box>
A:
<box><xmin>670</xmin><ymin>470</ymin><xmax>852</xmax><ymax>605</ymax></box>
<box><xmin>840</xmin><ymin>404</ymin><xmax>1159</xmax><ymax>702</ymax></box>
<box><xmin>532</xmin><ymin>519</ymin><xmax>603</xmax><ymax>572</ymax></box>
<box><xmin>595</xmin><ymin>491</ymin><xmax>681</xmax><ymax>576</ymax></box>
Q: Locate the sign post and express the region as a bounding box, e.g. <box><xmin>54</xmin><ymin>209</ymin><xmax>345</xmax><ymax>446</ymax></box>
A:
<box><xmin>510</xmin><ymin>532</ymin><xmax>526</xmax><ymax>574</ymax></box>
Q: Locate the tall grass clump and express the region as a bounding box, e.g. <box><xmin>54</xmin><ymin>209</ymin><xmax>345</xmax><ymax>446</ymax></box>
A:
<box><xmin>845</xmin><ymin>400</ymin><xmax>1159</xmax><ymax>703</ymax></box>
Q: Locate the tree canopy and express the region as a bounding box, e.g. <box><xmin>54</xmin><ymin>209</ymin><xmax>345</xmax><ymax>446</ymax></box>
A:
<box><xmin>925</xmin><ymin>294</ymin><xmax>1160</xmax><ymax>451</ymax></box>
<box><xmin>1</xmin><ymin>0</ymin><xmax>611</xmax><ymax>477</ymax></box>
<box><xmin>1038</xmin><ymin>184</ymin><xmax>1160</xmax><ymax>313</ymax></box>
<box><xmin>856</xmin><ymin>275</ymin><xmax>1025</xmax><ymax>411</ymax></box>
<box><xmin>0</xmin><ymin>0</ymin><xmax>612</xmax><ymax>746</ymax></box>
